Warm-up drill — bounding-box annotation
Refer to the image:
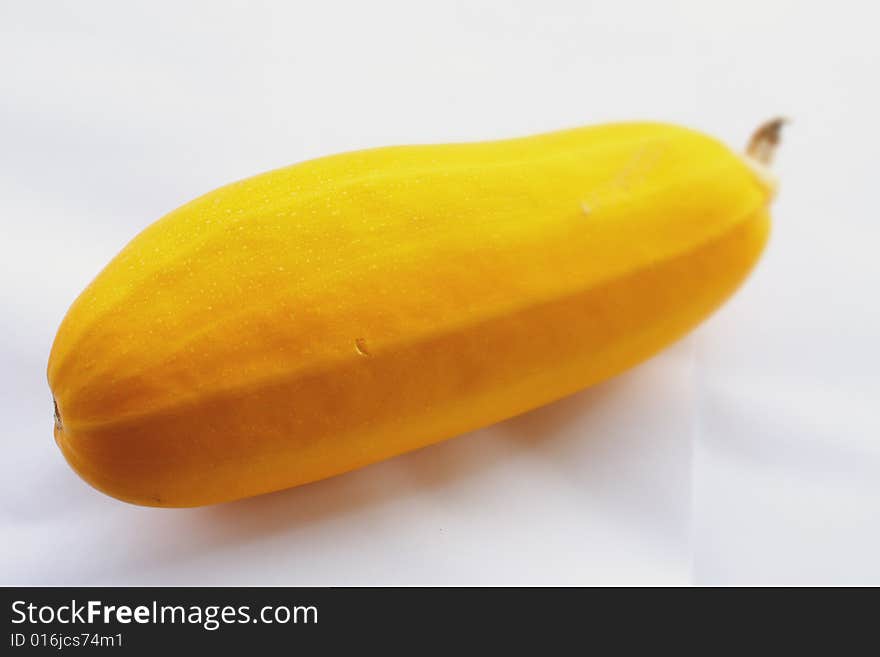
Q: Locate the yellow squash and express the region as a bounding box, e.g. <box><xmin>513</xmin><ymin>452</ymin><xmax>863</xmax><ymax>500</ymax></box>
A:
<box><xmin>48</xmin><ymin>119</ymin><xmax>783</xmax><ymax>507</ymax></box>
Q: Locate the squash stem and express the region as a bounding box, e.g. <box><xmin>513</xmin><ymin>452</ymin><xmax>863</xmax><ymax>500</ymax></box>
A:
<box><xmin>746</xmin><ymin>117</ymin><xmax>788</xmax><ymax>166</ymax></box>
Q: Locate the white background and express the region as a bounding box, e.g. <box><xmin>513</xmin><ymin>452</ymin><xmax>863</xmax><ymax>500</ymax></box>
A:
<box><xmin>2</xmin><ymin>0</ymin><xmax>878</xmax><ymax>585</ymax></box>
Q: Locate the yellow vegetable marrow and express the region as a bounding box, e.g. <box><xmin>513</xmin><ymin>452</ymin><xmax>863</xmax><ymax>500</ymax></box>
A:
<box><xmin>48</xmin><ymin>119</ymin><xmax>783</xmax><ymax>507</ymax></box>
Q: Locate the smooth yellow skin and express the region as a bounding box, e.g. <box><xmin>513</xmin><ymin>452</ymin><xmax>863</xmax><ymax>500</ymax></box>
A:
<box><xmin>48</xmin><ymin>122</ymin><xmax>773</xmax><ymax>507</ymax></box>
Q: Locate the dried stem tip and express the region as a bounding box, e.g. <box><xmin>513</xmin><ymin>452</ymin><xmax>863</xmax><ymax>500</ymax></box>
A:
<box><xmin>746</xmin><ymin>117</ymin><xmax>788</xmax><ymax>166</ymax></box>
